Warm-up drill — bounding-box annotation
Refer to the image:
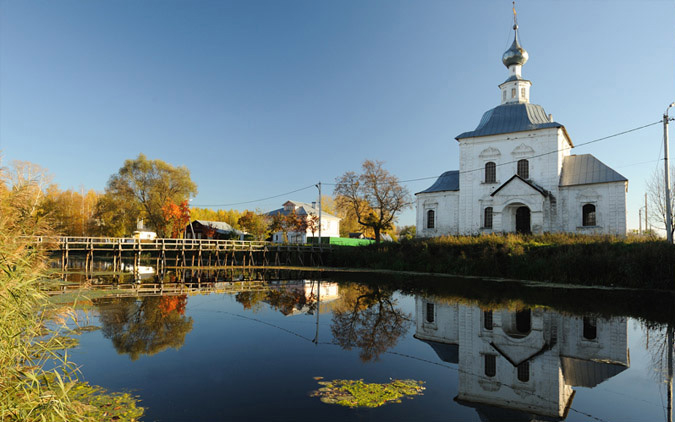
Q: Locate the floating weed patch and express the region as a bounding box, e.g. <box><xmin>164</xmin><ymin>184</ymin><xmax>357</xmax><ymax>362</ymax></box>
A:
<box><xmin>310</xmin><ymin>379</ymin><xmax>425</xmax><ymax>408</ymax></box>
<box><xmin>68</xmin><ymin>381</ymin><xmax>145</xmax><ymax>421</ymax></box>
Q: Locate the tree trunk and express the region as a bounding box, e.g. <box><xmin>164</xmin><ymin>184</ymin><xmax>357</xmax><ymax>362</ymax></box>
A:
<box><xmin>374</xmin><ymin>228</ymin><xmax>381</xmax><ymax>243</ymax></box>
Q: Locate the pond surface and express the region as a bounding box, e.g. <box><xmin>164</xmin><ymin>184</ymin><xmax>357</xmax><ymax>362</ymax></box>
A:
<box><xmin>60</xmin><ymin>276</ymin><xmax>671</xmax><ymax>422</ymax></box>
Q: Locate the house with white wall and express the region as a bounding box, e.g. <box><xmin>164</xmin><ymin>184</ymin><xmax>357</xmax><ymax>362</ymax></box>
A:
<box><xmin>267</xmin><ymin>200</ymin><xmax>340</xmax><ymax>243</ymax></box>
<box><xmin>416</xmin><ymin>21</ymin><xmax>627</xmax><ymax>236</ymax></box>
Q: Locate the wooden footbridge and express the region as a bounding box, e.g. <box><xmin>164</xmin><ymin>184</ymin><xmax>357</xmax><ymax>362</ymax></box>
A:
<box><xmin>35</xmin><ymin>236</ymin><xmax>330</xmax><ymax>272</ymax></box>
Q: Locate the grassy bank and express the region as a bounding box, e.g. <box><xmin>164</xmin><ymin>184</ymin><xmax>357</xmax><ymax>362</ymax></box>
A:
<box><xmin>324</xmin><ymin>234</ymin><xmax>675</xmax><ymax>290</ymax></box>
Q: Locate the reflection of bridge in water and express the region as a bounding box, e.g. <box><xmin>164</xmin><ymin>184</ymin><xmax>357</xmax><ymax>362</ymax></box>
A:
<box><xmin>35</xmin><ymin>236</ymin><xmax>330</xmax><ymax>273</ymax></box>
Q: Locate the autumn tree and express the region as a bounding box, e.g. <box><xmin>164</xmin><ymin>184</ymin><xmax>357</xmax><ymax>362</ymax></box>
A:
<box><xmin>161</xmin><ymin>199</ymin><xmax>191</xmax><ymax>238</ymax></box>
<box><xmin>40</xmin><ymin>186</ymin><xmax>100</xmax><ymax>235</ymax></box>
<box><xmin>100</xmin><ymin>154</ymin><xmax>197</xmax><ymax>237</ymax></box>
<box><xmin>334</xmin><ymin>160</ymin><xmax>411</xmax><ymax>243</ymax></box>
<box><xmin>306</xmin><ymin>214</ymin><xmax>319</xmax><ymax>238</ymax></box>
<box><xmin>237</xmin><ymin>210</ymin><xmax>269</xmax><ymax>240</ymax></box>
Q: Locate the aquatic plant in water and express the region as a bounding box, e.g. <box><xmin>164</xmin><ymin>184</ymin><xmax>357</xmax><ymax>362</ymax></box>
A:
<box><xmin>310</xmin><ymin>379</ymin><xmax>425</xmax><ymax>408</ymax></box>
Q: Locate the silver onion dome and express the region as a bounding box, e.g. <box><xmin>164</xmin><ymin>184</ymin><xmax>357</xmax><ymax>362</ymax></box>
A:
<box><xmin>502</xmin><ymin>25</ymin><xmax>528</xmax><ymax>67</ymax></box>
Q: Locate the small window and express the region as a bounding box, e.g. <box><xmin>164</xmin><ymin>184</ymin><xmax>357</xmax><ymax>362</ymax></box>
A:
<box><xmin>511</xmin><ymin>88</ymin><xmax>516</xmax><ymax>98</ymax></box>
<box><xmin>503</xmin><ymin>90</ymin><xmax>507</xmax><ymax>101</ymax></box>
<box><xmin>583</xmin><ymin>317</ymin><xmax>597</xmax><ymax>340</ymax></box>
<box><xmin>426</xmin><ymin>209</ymin><xmax>435</xmax><ymax>229</ymax></box>
<box><xmin>520</xmin><ymin>87</ymin><xmax>526</xmax><ymax>98</ymax></box>
<box><xmin>485</xmin><ymin>355</ymin><xmax>496</xmax><ymax>377</ymax></box>
<box><xmin>484</xmin><ymin>207</ymin><xmax>493</xmax><ymax>229</ymax></box>
<box><xmin>484</xmin><ymin>310</ymin><xmax>493</xmax><ymax>330</ymax></box>
<box><xmin>583</xmin><ymin>204</ymin><xmax>596</xmax><ymax>226</ymax></box>
<box><xmin>426</xmin><ymin>303</ymin><xmax>435</xmax><ymax>323</ymax></box>
<box><xmin>485</xmin><ymin>162</ymin><xmax>496</xmax><ymax>183</ymax></box>
<box><xmin>517</xmin><ymin>361</ymin><xmax>530</xmax><ymax>382</ymax></box>
<box><xmin>515</xmin><ymin>309</ymin><xmax>531</xmax><ymax>334</ymax></box>
<box><xmin>517</xmin><ymin>159</ymin><xmax>529</xmax><ymax>179</ymax></box>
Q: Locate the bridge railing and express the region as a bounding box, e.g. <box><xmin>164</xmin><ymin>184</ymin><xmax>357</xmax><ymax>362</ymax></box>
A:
<box><xmin>33</xmin><ymin>236</ymin><xmax>328</xmax><ymax>251</ymax></box>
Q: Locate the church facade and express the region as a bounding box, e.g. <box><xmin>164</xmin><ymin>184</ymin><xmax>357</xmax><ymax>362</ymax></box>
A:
<box><xmin>416</xmin><ymin>22</ymin><xmax>627</xmax><ymax>236</ymax></box>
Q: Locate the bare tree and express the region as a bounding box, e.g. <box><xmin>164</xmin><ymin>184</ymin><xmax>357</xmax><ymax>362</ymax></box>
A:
<box><xmin>646</xmin><ymin>167</ymin><xmax>675</xmax><ymax>239</ymax></box>
<box><xmin>334</xmin><ymin>160</ymin><xmax>411</xmax><ymax>243</ymax></box>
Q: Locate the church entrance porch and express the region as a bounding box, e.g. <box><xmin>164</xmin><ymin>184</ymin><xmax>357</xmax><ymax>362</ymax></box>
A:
<box><xmin>515</xmin><ymin>206</ymin><xmax>531</xmax><ymax>234</ymax></box>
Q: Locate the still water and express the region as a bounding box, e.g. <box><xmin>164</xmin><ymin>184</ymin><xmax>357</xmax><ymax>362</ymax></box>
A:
<box><xmin>60</xmin><ymin>275</ymin><xmax>671</xmax><ymax>422</ymax></box>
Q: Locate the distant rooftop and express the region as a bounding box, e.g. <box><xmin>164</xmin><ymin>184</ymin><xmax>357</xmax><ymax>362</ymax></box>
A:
<box><xmin>267</xmin><ymin>200</ymin><xmax>340</xmax><ymax>220</ymax></box>
<box><xmin>559</xmin><ymin>154</ymin><xmax>627</xmax><ymax>187</ymax></box>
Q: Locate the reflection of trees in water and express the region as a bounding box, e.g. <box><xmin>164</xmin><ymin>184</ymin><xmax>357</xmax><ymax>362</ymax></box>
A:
<box><xmin>96</xmin><ymin>295</ymin><xmax>193</xmax><ymax>360</ymax></box>
<box><xmin>330</xmin><ymin>284</ymin><xmax>411</xmax><ymax>362</ymax></box>
<box><xmin>235</xmin><ymin>287</ymin><xmax>317</xmax><ymax>315</ymax></box>
<box><xmin>642</xmin><ymin>322</ymin><xmax>673</xmax><ymax>381</ymax></box>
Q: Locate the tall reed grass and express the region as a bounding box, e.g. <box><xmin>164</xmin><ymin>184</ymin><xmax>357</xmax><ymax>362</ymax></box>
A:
<box><xmin>0</xmin><ymin>163</ymin><xmax>143</xmax><ymax>421</ymax></box>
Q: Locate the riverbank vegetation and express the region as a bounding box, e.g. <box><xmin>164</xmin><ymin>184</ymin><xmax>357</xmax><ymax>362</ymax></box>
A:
<box><xmin>325</xmin><ymin>233</ymin><xmax>675</xmax><ymax>290</ymax></box>
<box><xmin>0</xmin><ymin>161</ymin><xmax>144</xmax><ymax>421</ymax></box>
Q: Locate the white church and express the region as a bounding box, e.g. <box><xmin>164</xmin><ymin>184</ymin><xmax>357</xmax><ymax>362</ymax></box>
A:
<box><xmin>416</xmin><ymin>20</ymin><xmax>627</xmax><ymax>236</ymax></box>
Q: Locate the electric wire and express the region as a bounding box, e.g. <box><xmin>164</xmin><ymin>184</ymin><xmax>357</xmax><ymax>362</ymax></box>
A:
<box><xmin>192</xmin><ymin>120</ymin><xmax>662</xmax><ymax>208</ymax></box>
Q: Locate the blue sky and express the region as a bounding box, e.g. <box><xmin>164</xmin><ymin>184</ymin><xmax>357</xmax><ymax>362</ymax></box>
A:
<box><xmin>1</xmin><ymin>0</ymin><xmax>673</xmax><ymax>229</ymax></box>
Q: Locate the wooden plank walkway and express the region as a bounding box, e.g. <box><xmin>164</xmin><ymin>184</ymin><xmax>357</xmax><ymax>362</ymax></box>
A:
<box><xmin>34</xmin><ymin>236</ymin><xmax>329</xmax><ymax>273</ymax></box>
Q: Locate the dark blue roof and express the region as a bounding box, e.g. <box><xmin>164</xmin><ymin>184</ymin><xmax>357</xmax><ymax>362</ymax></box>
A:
<box><xmin>416</xmin><ymin>170</ymin><xmax>459</xmax><ymax>194</ymax></box>
<box><xmin>456</xmin><ymin>103</ymin><xmax>563</xmax><ymax>140</ymax></box>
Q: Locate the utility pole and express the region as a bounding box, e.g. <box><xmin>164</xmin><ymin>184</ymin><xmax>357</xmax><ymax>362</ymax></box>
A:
<box><xmin>645</xmin><ymin>193</ymin><xmax>649</xmax><ymax>233</ymax></box>
<box><xmin>316</xmin><ymin>182</ymin><xmax>322</xmax><ymax>249</ymax></box>
<box><xmin>665</xmin><ymin>103</ymin><xmax>675</xmax><ymax>243</ymax></box>
<box><xmin>668</xmin><ymin>326</ymin><xmax>673</xmax><ymax>422</ymax></box>
<box><xmin>639</xmin><ymin>209</ymin><xmax>642</xmax><ymax>235</ymax></box>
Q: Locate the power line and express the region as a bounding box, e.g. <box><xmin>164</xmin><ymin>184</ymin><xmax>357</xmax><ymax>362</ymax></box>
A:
<box><xmin>192</xmin><ymin>184</ymin><xmax>315</xmax><ymax>208</ymax></box>
<box><xmin>193</xmin><ymin>120</ymin><xmax>661</xmax><ymax>208</ymax></box>
<box><xmin>396</xmin><ymin>120</ymin><xmax>662</xmax><ymax>185</ymax></box>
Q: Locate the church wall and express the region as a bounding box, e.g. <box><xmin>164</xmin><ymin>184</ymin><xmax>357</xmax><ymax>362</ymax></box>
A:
<box><xmin>558</xmin><ymin>181</ymin><xmax>627</xmax><ymax>235</ymax></box>
<box><xmin>559</xmin><ymin>316</ymin><xmax>628</xmax><ymax>364</ymax></box>
<box><xmin>416</xmin><ymin>191</ymin><xmax>460</xmax><ymax>236</ymax></box>
<box><xmin>414</xmin><ymin>297</ymin><xmax>459</xmax><ymax>344</ymax></box>
<box><xmin>456</xmin><ymin>305</ymin><xmax>572</xmax><ymax>417</ymax></box>
<box><xmin>457</xmin><ymin>128</ymin><xmax>569</xmax><ymax>234</ymax></box>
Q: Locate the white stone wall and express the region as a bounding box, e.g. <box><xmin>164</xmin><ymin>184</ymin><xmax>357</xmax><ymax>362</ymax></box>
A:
<box><xmin>416</xmin><ymin>191</ymin><xmax>460</xmax><ymax>237</ymax></box>
<box><xmin>558</xmin><ymin>181</ymin><xmax>627</xmax><ymax>235</ymax></box>
<box><xmin>457</xmin><ymin>127</ymin><xmax>571</xmax><ymax>234</ymax></box>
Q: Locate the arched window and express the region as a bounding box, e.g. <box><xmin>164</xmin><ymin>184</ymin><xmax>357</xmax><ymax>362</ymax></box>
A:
<box><xmin>515</xmin><ymin>309</ymin><xmax>531</xmax><ymax>334</ymax></box>
<box><xmin>583</xmin><ymin>317</ymin><xmax>597</xmax><ymax>340</ymax></box>
<box><xmin>484</xmin><ymin>355</ymin><xmax>496</xmax><ymax>377</ymax></box>
<box><xmin>517</xmin><ymin>361</ymin><xmax>530</xmax><ymax>382</ymax></box>
<box><xmin>426</xmin><ymin>209</ymin><xmax>435</xmax><ymax>229</ymax></box>
<box><xmin>484</xmin><ymin>207</ymin><xmax>493</xmax><ymax>229</ymax></box>
<box><xmin>520</xmin><ymin>87</ymin><xmax>526</xmax><ymax>99</ymax></box>
<box><xmin>426</xmin><ymin>303</ymin><xmax>435</xmax><ymax>323</ymax></box>
<box><xmin>517</xmin><ymin>159</ymin><xmax>529</xmax><ymax>179</ymax></box>
<box><xmin>485</xmin><ymin>162</ymin><xmax>496</xmax><ymax>183</ymax></box>
<box><xmin>583</xmin><ymin>204</ymin><xmax>596</xmax><ymax>226</ymax></box>
<box><xmin>483</xmin><ymin>311</ymin><xmax>493</xmax><ymax>330</ymax></box>
<box><xmin>511</xmin><ymin>88</ymin><xmax>516</xmax><ymax>98</ymax></box>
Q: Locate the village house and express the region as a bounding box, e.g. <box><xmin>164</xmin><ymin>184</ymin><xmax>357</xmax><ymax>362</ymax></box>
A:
<box><xmin>416</xmin><ymin>21</ymin><xmax>627</xmax><ymax>236</ymax></box>
<box><xmin>184</xmin><ymin>220</ymin><xmax>246</xmax><ymax>240</ymax></box>
<box><xmin>267</xmin><ymin>200</ymin><xmax>340</xmax><ymax>243</ymax></box>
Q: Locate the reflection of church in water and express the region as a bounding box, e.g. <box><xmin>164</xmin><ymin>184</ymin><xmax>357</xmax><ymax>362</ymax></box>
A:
<box><xmin>414</xmin><ymin>297</ymin><xmax>629</xmax><ymax>420</ymax></box>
